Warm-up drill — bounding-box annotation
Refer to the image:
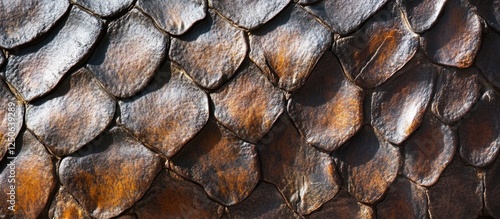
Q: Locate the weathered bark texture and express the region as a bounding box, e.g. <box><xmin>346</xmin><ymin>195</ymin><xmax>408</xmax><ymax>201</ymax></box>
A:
<box><xmin>0</xmin><ymin>0</ymin><xmax>495</xmax><ymax>218</ymax></box>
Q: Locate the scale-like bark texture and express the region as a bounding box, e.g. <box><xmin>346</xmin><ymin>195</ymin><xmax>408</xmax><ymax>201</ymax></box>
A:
<box><xmin>0</xmin><ymin>0</ymin><xmax>494</xmax><ymax>217</ymax></box>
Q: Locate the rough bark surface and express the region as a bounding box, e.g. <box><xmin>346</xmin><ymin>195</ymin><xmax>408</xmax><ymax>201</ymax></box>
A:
<box><xmin>0</xmin><ymin>0</ymin><xmax>494</xmax><ymax>218</ymax></box>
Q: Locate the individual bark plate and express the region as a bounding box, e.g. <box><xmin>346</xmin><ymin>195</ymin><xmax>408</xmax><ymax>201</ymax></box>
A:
<box><xmin>398</xmin><ymin>0</ymin><xmax>447</xmax><ymax>33</ymax></box>
<box><xmin>427</xmin><ymin>157</ymin><xmax>483</xmax><ymax>219</ymax></box>
<box><xmin>134</xmin><ymin>170</ymin><xmax>224</xmax><ymax>219</ymax></box>
<box><xmin>308</xmin><ymin>189</ymin><xmax>374</xmax><ymax>219</ymax></box>
<box><xmin>469</xmin><ymin>0</ymin><xmax>500</xmax><ymax>34</ymax></box>
<box><xmin>49</xmin><ymin>187</ymin><xmax>91</xmax><ymax>219</ymax></box>
<box><xmin>288</xmin><ymin>51</ymin><xmax>363</xmax><ymax>152</ymax></box>
<box><xmin>402</xmin><ymin>113</ymin><xmax>457</xmax><ymax>187</ymax></box>
<box><xmin>371</xmin><ymin>56</ymin><xmax>436</xmax><ymax>145</ymax></box>
<box><xmin>0</xmin><ymin>131</ymin><xmax>56</xmax><ymax>219</ymax></box>
<box><xmin>209</xmin><ymin>0</ymin><xmax>289</xmax><ymax>30</ymax></box>
<box><xmin>87</xmin><ymin>8</ymin><xmax>168</xmax><ymax>98</ymax></box>
<box><xmin>431</xmin><ymin>67</ymin><xmax>482</xmax><ymax>124</ymax></box>
<box><xmin>169</xmin><ymin>119</ymin><xmax>260</xmax><ymax>206</ymax></box>
<box><xmin>223</xmin><ymin>182</ymin><xmax>302</xmax><ymax>219</ymax></box>
<box><xmin>211</xmin><ymin>60</ymin><xmax>284</xmax><ymax>143</ymax></box>
<box><xmin>376</xmin><ymin>177</ymin><xmax>429</xmax><ymax>219</ymax></box>
<box><xmin>71</xmin><ymin>0</ymin><xmax>134</xmax><ymax>17</ymax></box>
<box><xmin>249</xmin><ymin>5</ymin><xmax>332</xmax><ymax>92</ymax></box>
<box><xmin>170</xmin><ymin>10</ymin><xmax>246</xmax><ymax>90</ymax></box>
<box><xmin>119</xmin><ymin>61</ymin><xmax>209</xmax><ymax>158</ymax></box>
<box><xmin>59</xmin><ymin>127</ymin><xmax>162</xmax><ymax>219</ymax></box>
<box><xmin>421</xmin><ymin>0</ymin><xmax>481</xmax><ymax>68</ymax></box>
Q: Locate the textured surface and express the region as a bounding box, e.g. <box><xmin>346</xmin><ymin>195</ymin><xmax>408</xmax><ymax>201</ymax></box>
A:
<box><xmin>259</xmin><ymin>115</ymin><xmax>340</xmax><ymax>214</ymax></box>
<box><xmin>304</xmin><ymin>0</ymin><xmax>388</xmax><ymax>35</ymax></box>
<box><xmin>477</xmin><ymin>30</ymin><xmax>500</xmax><ymax>89</ymax></box>
<box><xmin>427</xmin><ymin>158</ymin><xmax>483</xmax><ymax>219</ymax></box>
<box><xmin>49</xmin><ymin>187</ymin><xmax>91</xmax><ymax>219</ymax></box>
<box><xmin>170</xmin><ymin>10</ymin><xmax>246</xmax><ymax>90</ymax></box>
<box><xmin>59</xmin><ymin>127</ymin><xmax>161</xmax><ymax>219</ymax></box>
<box><xmin>4</xmin><ymin>6</ymin><xmax>103</xmax><ymax>101</ymax></box>
<box><xmin>421</xmin><ymin>0</ymin><xmax>481</xmax><ymax>68</ymax></box>
<box><xmin>431</xmin><ymin>67</ymin><xmax>482</xmax><ymax>124</ymax></box>
<box><xmin>250</xmin><ymin>5</ymin><xmax>332</xmax><ymax>91</ymax></box>
<box><xmin>288</xmin><ymin>51</ymin><xmax>363</xmax><ymax>151</ymax></box>
<box><xmin>170</xmin><ymin>120</ymin><xmax>260</xmax><ymax>206</ymax></box>
<box><xmin>87</xmin><ymin>8</ymin><xmax>168</xmax><ymax>98</ymax></box>
<box><xmin>371</xmin><ymin>57</ymin><xmax>436</xmax><ymax>144</ymax></box>
<box><xmin>399</xmin><ymin>0</ymin><xmax>446</xmax><ymax>33</ymax></box>
<box><xmin>334</xmin><ymin>126</ymin><xmax>401</xmax><ymax>204</ymax></box>
<box><xmin>211</xmin><ymin>61</ymin><xmax>283</xmax><ymax>143</ymax></box>
<box><xmin>486</xmin><ymin>156</ymin><xmax>500</xmax><ymax>218</ymax></box>
<box><xmin>119</xmin><ymin>61</ymin><xmax>209</xmax><ymax>158</ymax></box>
<box><xmin>459</xmin><ymin>90</ymin><xmax>500</xmax><ymax>167</ymax></box>
<box><xmin>333</xmin><ymin>3</ymin><xmax>419</xmax><ymax>88</ymax></box>
<box><xmin>0</xmin><ymin>0</ymin><xmax>497</xmax><ymax>218</ymax></box>
<box><xmin>0</xmin><ymin>131</ymin><xmax>56</xmax><ymax>219</ymax></box>
<box><xmin>471</xmin><ymin>0</ymin><xmax>500</xmax><ymax>33</ymax></box>
<box><xmin>308</xmin><ymin>189</ymin><xmax>374</xmax><ymax>219</ymax></box>
<box><xmin>224</xmin><ymin>182</ymin><xmax>301</xmax><ymax>218</ymax></box>
<box><xmin>402</xmin><ymin>113</ymin><xmax>457</xmax><ymax>187</ymax></box>
<box><xmin>0</xmin><ymin>81</ymin><xmax>23</xmax><ymax>160</ymax></box>
<box><xmin>134</xmin><ymin>170</ymin><xmax>223</xmax><ymax>218</ymax></box>
<box><xmin>209</xmin><ymin>0</ymin><xmax>289</xmax><ymax>30</ymax></box>
<box><xmin>72</xmin><ymin>0</ymin><xmax>134</xmax><ymax>17</ymax></box>
<box><xmin>0</xmin><ymin>0</ymin><xmax>69</xmax><ymax>49</ymax></box>
<box><xmin>376</xmin><ymin>177</ymin><xmax>428</xmax><ymax>218</ymax></box>
<box><xmin>137</xmin><ymin>0</ymin><xmax>206</xmax><ymax>35</ymax></box>
<box><xmin>26</xmin><ymin>68</ymin><xmax>115</xmax><ymax>156</ymax></box>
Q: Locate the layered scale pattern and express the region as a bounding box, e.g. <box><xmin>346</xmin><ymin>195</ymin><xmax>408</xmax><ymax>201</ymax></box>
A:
<box><xmin>0</xmin><ymin>0</ymin><xmax>499</xmax><ymax>218</ymax></box>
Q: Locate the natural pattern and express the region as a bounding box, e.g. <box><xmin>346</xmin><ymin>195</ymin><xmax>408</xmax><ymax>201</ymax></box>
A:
<box><xmin>0</xmin><ymin>0</ymin><xmax>497</xmax><ymax>218</ymax></box>
<box><xmin>4</xmin><ymin>6</ymin><xmax>103</xmax><ymax>101</ymax></box>
<box><xmin>26</xmin><ymin>68</ymin><xmax>116</xmax><ymax>156</ymax></box>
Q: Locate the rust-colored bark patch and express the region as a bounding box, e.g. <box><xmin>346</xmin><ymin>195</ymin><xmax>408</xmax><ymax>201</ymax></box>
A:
<box><xmin>288</xmin><ymin>51</ymin><xmax>363</xmax><ymax>152</ymax></box>
<box><xmin>59</xmin><ymin>127</ymin><xmax>162</xmax><ymax>219</ymax></box>
<box><xmin>0</xmin><ymin>131</ymin><xmax>56</xmax><ymax>219</ymax></box>
<box><xmin>333</xmin><ymin>3</ymin><xmax>418</xmax><ymax>88</ymax></box>
<box><xmin>211</xmin><ymin>60</ymin><xmax>284</xmax><ymax>143</ymax></box>
<box><xmin>170</xmin><ymin>119</ymin><xmax>260</xmax><ymax>206</ymax></box>
<box><xmin>249</xmin><ymin>5</ymin><xmax>332</xmax><ymax>91</ymax></box>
